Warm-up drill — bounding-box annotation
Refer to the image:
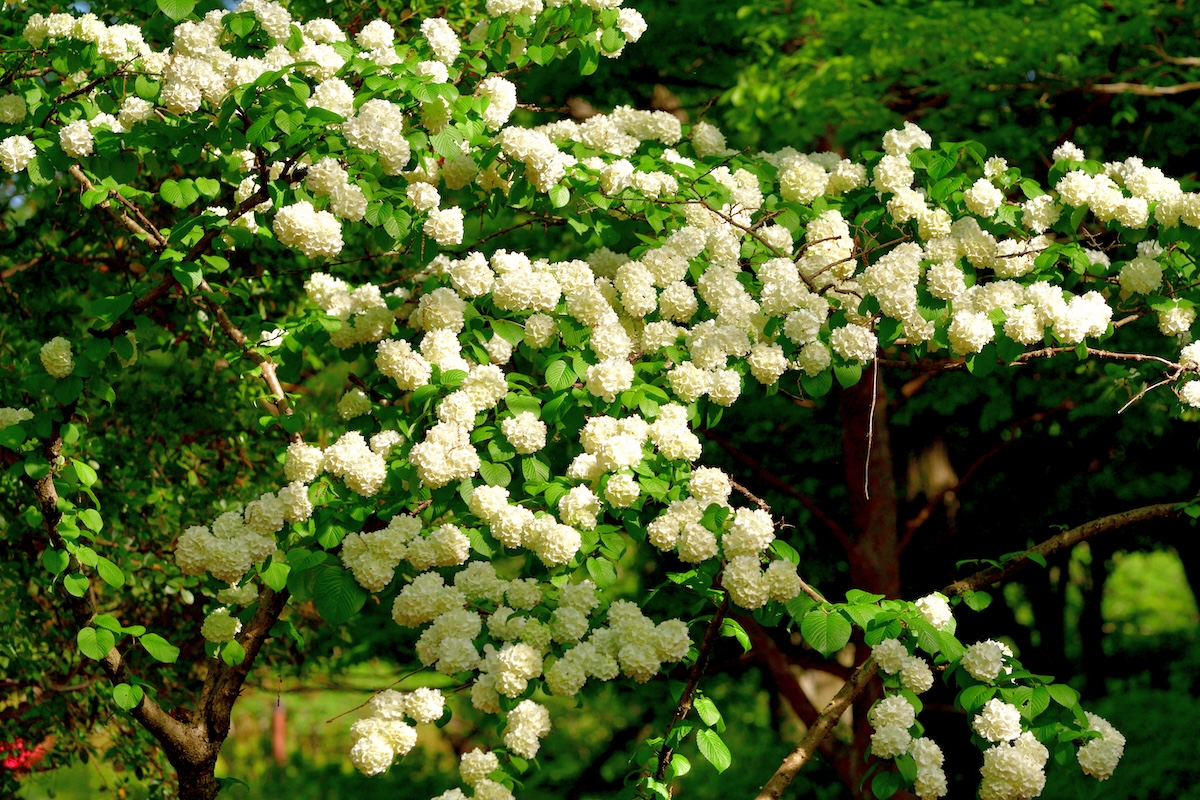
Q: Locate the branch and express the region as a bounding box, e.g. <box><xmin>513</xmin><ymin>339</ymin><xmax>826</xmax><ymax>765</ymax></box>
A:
<box><xmin>943</xmin><ymin>502</ymin><xmax>1183</xmax><ymax>597</ymax></box>
<box><xmin>68</xmin><ymin>165</ymin><xmax>167</xmax><ymax>252</ymax></box>
<box><xmin>199</xmin><ymin>586</ymin><xmax>291</xmax><ymax>742</ymax></box>
<box><xmin>653</xmin><ymin>592</ymin><xmax>730</xmax><ymax>782</ymax></box>
<box><xmin>6</xmin><ymin>426</ymin><xmax>204</xmax><ymax>766</ymax></box>
<box><xmin>1087</xmin><ymin>80</ymin><xmax>1200</xmax><ymax>96</ymax></box>
<box><xmin>755</xmin><ymin>658</ymin><xmax>879</xmax><ymax>800</ymax></box>
<box><xmin>699</xmin><ymin>428</ymin><xmax>850</xmax><ymax>550</ymax></box>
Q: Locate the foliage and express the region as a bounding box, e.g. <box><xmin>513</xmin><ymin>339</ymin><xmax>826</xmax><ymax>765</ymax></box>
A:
<box><xmin>1</xmin><ymin>1</ymin><xmax>1198</xmax><ymax>800</ymax></box>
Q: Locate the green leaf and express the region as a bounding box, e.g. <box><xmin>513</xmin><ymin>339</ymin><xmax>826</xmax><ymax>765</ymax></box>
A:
<box><xmin>548</xmin><ymin>185</ymin><xmax>570</xmax><ymax>208</ymax></box>
<box><xmin>957</xmin><ymin>683</ymin><xmax>995</xmax><ymax>713</ymax></box>
<box><xmin>800</xmin><ymin>369</ymin><xmax>833</xmax><ymax>398</ymax></box>
<box><xmin>77</xmin><ymin>627</ymin><xmax>116</xmax><ymax>661</ymax></box>
<box><xmin>871</xmin><ymin>771</ymin><xmax>901</xmax><ymax>800</ymax></box>
<box><xmin>720</xmin><ymin>618</ymin><xmax>751</xmax><ymax>653</ymax></box>
<box><xmin>833</xmin><ymin>362</ymin><xmax>862</xmax><ymax>389</ymax></box>
<box><xmin>801</xmin><ymin>608</ymin><xmax>852</xmax><ymax>656</ymax></box>
<box><xmin>313</xmin><ymin>565</ymin><xmax>368</xmax><ymax>624</ymax></box>
<box><xmin>1028</xmin><ymin>686</ymin><xmax>1052</xmax><ymax>719</ymax></box>
<box><xmin>195</xmin><ymin>177</ymin><xmax>220</xmax><ymax>198</ymax></box>
<box><xmin>27</xmin><ymin>154</ymin><xmax>54</xmax><ymax>187</ymax></box>
<box><xmin>64</xmin><ymin>574</ymin><xmax>89</xmax><ymax>597</ymax></box>
<box><xmin>96</xmin><ymin>557</ymin><xmax>125</xmax><ymax>587</ymax></box>
<box><xmin>521</xmin><ymin>456</ymin><xmax>551</xmax><ymax>483</ymax></box>
<box><xmin>173</xmin><ymin>263</ymin><xmax>203</xmax><ymax>293</ymax></box>
<box><xmin>222</xmin><ymin>639</ymin><xmax>246</xmax><ymax>666</ymax></box>
<box><xmin>479</xmin><ymin>460</ymin><xmax>512</xmax><ymax>487</ymax></box>
<box><xmin>71</xmin><ymin>459</ymin><xmax>97</xmax><ymax>488</ymax></box>
<box><xmin>157</xmin><ymin>0</ymin><xmax>195</xmax><ymax>21</ymax></box>
<box><xmin>669</xmin><ymin>753</ymin><xmax>691</xmax><ymax>779</ymax></box>
<box><xmin>695</xmin><ymin>729</ymin><xmax>731</xmax><ymax>773</ymax></box>
<box><xmin>260</xmin><ymin>560</ymin><xmax>291</xmax><ymax>592</ymax></box>
<box><xmin>113</xmin><ymin>683</ymin><xmax>144</xmax><ymax>711</ymax></box>
<box><xmin>694</xmin><ymin>695</ymin><xmax>723</xmax><ymax>728</ymax></box>
<box><xmin>140</xmin><ymin>633</ymin><xmax>180</xmax><ymax>663</ymax></box>
<box><xmin>90</xmin><ymin>294</ymin><xmax>133</xmax><ymax>324</ymax></box>
<box><xmin>963</xmin><ymin>590</ymin><xmax>992</xmax><ymax>612</ymax></box>
<box><xmin>1047</xmin><ymin>684</ymin><xmax>1079</xmax><ymax>708</ymax></box>
<box><xmin>586</xmin><ymin>556</ymin><xmax>617</xmax><ymax>589</ymax></box>
<box><xmin>160</xmin><ymin>179</ymin><xmax>198</xmax><ymax>208</ymax></box>
<box><xmin>41</xmin><ymin>548</ymin><xmax>69</xmax><ymax>575</ymax></box>
<box><xmin>545</xmin><ymin>360</ymin><xmax>576</xmax><ymax>391</ymax></box>
<box><xmin>79</xmin><ymin>508</ymin><xmax>103</xmax><ymax>532</ymax></box>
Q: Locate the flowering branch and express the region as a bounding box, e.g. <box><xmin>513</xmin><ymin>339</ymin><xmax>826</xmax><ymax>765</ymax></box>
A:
<box><xmin>653</xmin><ymin>592</ymin><xmax>730</xmax><ymax>784</ymax></box>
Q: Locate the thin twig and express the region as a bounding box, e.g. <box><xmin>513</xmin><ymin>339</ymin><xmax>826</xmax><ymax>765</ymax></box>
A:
<box><xmin>653</xmin><ymin>592</ymin><xmax>730</xmax><ymax>784</ymax></box>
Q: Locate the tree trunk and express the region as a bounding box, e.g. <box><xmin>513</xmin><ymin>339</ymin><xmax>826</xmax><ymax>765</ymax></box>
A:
<box><xmin>176</xmin><ymin>753</ymin><xmax>223</xmax><ymax>800</ymax></box>
<box><xmin>839</xmin><ymin>373</ymin><xmax>902</xmax><ymax>798</ymax></box>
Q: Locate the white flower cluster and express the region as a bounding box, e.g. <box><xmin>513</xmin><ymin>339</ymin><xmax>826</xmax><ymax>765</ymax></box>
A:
<box><xmin>200</xmin><ymin>608</ymin><xmax>242</xmax><ymax>643</ymax></box>
<box><xmin>40</xmin><ymin>337</ymin><xmax>74</xmax><ymax>378</ymax></box>
<box><xmin>305</xmin><ymin>273</ymin><xmax>400</xmax><ymax>349</ymax></box>
<box><xmin>273</xmin><ymin>201</ymin><xmax>344</xmax><ymax>259</ymax></box>
<box><xmin>543</xmin><ymin>598</ymin><xmax>690</xmax><ymax>697</ymax></box>
<box><xmin>349</xmin><ymin>688</ymin><xmax>444</xmax><ymax>776</ymax></box>
<box><xmin>868</xmin><ymin>692</ymin><xmax>946</xmax><ymax>798</ymax></box>
<box><xmin>176</xmin><ymin>485</ymin><xmax>310</xmax><ymax>583</ymax></box>
<box><xmin>1076</xmin><ymin>711</ymin><xmax>1125</xmax><ymax>780</ymax></box>
<box><xmin>978</xmin><ymin>732</ymin><xmax>1049</xmax><ymax>800</ymax></box>
<box><xmin>973</xmin><ymin>699</ymin><xmax>1023</xmax><ymax>743</ymax></box>
<box><xmin>872</xmin><ymin>638</ymin><xmax>936</xmax><ymax>695</ymax></box>
<box><xmin>961</xmin><ymin>639</ymin><xmax>1014</xmax><ymax>682</ymax></box>
<box><xmin>0</xmin><ymin>407</ymin><xmax>33</xmax><ymax>428</ymax></box>
<box><xmin>0</xmin><ymin>135</ymin><xmax>36</xmax><ymax>173</ymax></box>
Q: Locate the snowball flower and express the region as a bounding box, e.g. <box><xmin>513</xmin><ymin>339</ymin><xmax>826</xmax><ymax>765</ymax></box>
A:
<box><xmin>273</xmin><ymin>201</ymin><xmax>344</xmax><ymax>258</ymax></box>
<box><xmin>0</xmin><ymin>135</ymin><xmax>36</xmax><ymax>173</ymax></box>
<box><xmin>200</xmin><ymin>608</ymin><xmax>242</xmax><ymax>643</ymax></box>
<box><xmin>500</xmin><ymin>412</ymin><xmax>547</xmax><ymax>454</ymax></box>
<box><xmin>961</xmin><ymin>639</ymin><xmax>1012</xmax><ymax>682</ymax></box>
<box><xmin>425</xmin><ymin>206</ymin><xmax>464</xmax><ymax>246</ymax></box>
<box><xmin>40</xmin><ymin>337</ymin><xmax>74</xmax><ymax>378</ymax></box>
<box><xmin>59</xmin><ymin>120</ymin><xmax>94</xmax><ymax>158</ymax></box>
<box><xmin>974</xmin><ymin>699</ymin><xmax>1023</xmax><ymax>742</ymax></box>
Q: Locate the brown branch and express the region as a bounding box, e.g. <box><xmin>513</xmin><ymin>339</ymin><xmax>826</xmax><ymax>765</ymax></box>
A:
<box><xmin>7</xmin><ymin>426</ymin><xmax>205</xmax><ymax>767</ymax></box>
<box><xmin>1087</xmin><ymin>80</ymin><xmax>1200</xmax><ymax>96</ymax></box>
<box><xmin>199</xmin><ymin>586</ymin><xmax>290</xmax><ymax>742</ymax></box>
<box><xmin>653</xmin><ymin>592</ymin><xmax>730</xmax><ymax>782</ymax></box>
<box><xmin>943</xmin><ymin>502</ymin><xmax>1183</xmax><ymax>598</ymax></box>
<box><xmin>68</xmin><ymin>165</ymin><xmax>167</xmax><ymax>252</ymax></box>
<box><xmin>700</xmin><ymin>428</ymin><xmax>850</xmax><ymax>550</ymax></box>
<box><xmin>755</xmin><ymin>657</ymin><xmax>879</xmax><ymax>800</ymax></box>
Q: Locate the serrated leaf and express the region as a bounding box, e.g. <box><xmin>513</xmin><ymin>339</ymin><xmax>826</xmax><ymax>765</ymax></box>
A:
<box><xmin>140</xmin><ymin>633</ymin><xmax>180</xmax><ymax>663</ymax></box>
<box><xmin>1028</xmin><ymin>686</ymin><xmax>1052</xmax><ymax>719</ymax></box>
<box><xmin>670</xmin><ymin>753</ymin><xmax>691</xmax><ymax>778</ymax></box>
<box><xmin>479</xmin><ymin>460</ymin><xmax>512</xmax><ymax>488</ymax></box>
<box><xmin>801</xmin><ymin>609</ymin><xmax>852</xmax><ymax>656</ymax></box>
<box><xmin>586</xmin><ymin>556</ymin><xmax>617</xmax><ymax>589</ymax></box>
<box><xmin>27</xmin><ymin>154</ymin><xmax>54</xmax><ymax>187</ymax></box>
<box><xmin>695</xmin><ymin>729</ymin><xmax>731</xmax><ymax>773</ymax></box>
<box><xmin>64</xmin><ymin>574</ymin><xmax>89</xmax><ymax>597</ymax></box>
<box><xmin>545</xmin><ymin>360</ymin><xmax>576</xmax><ymax>391</ymax></box>
<box><xmin>1047</xmin><ymin>684</ymin><xmax>1079</xmax><ymax>708</ymax></box>
<box><xmin>694</xmin><ymin>695</ymin><xmax>722</xmax><ymax>727</ymax></box>
<box><xmin>521</xmin><ymin>456</ymin><xmax>551</xmax><ymax>483</ymax></box>
<box><xmin>77</xmin><ymin>627</ymin><xmax>115</xmax><ymax>661</ymax></box>
<box><xmin>113</xmin><ymin>683</ymin><xmax>144</xmax><ymax>711</ymax></box>
<box><xmin>937</xmin><ymin>631</ymin><xmax>966</xmax><ymax>662</ymax></box>
<box><xmin>222</xmin><ymin>638</ymin><xmax>246</xmax><ymax>666</ymax></box>
<box><xmin>96</xmin><ymin>557</ymin><xmax>124</xmax><ymax>587</ymax></box>
<box><xmin>957</xmin><ymin>683</ymin><xmax>995</xmax><ymax>713</ymax></box>
<box><xmin>833</xmin><ymin>362</ymin><xmax>862</xmax><ymax>389</ymax></box>
<box><xmin>260</xmin><ymin>560</ymin><xmax>290</xmax><ymax>592</ymax></box>
<box><xmin>313</xmin><ymin>565</ymin><xmax>367</xmax><ymax>624</ymax></box>
<box><xmin>157</xmin><ymin>0</ymin><xmax>195</xmax><ymax>21</ymax></box>
<box><xmin>42</xmin><ymin>548</ymin><xmax>69</xmax><ymax>575</ymax></box>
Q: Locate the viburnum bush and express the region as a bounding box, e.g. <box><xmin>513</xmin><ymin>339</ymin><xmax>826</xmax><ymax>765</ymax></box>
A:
<box><xmin>0</xmin><ymin>0</ymin><xmax>1196</xmax><ymax>798</ymax></box>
